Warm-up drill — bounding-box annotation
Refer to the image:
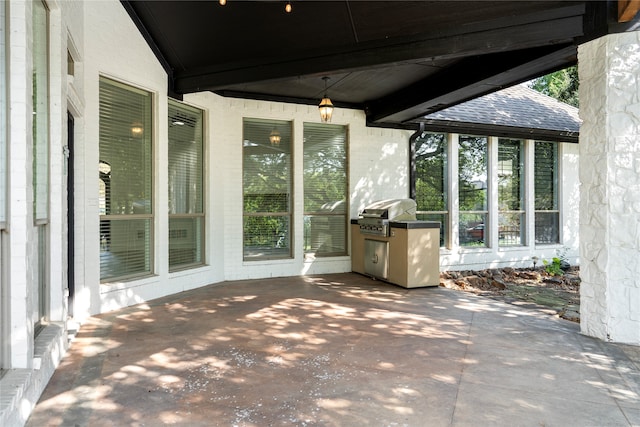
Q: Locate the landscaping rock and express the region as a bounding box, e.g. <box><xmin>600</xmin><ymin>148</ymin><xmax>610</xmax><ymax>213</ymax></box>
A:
<box><xmin>490</xmin><ymin>279</ymin><xmax>506</xmax><ymax>290</ymax></box>
<box><xmin>465</xmin><ymin>275</ymin><xmax>486</xmax><ymax>288</ymax></box>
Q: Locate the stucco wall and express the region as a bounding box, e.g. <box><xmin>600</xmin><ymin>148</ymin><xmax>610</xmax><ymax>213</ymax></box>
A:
<box><xmin>579</xmin><ymin>31</ymin><xmax>640</xmax><ymax>344</ymax></box>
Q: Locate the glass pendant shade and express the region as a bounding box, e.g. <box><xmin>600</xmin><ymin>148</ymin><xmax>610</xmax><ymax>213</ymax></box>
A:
<box><xmin>318</xmin><ymin>97</ymin><xmax>334</xmax><ymax>123</ymax></box>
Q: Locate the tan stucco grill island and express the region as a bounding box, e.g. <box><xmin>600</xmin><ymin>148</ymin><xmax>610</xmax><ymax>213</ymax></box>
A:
<box><xmin>351</xmin><ymin>219</ymin><xmax>441</xmax><ymax>288</ymax></box>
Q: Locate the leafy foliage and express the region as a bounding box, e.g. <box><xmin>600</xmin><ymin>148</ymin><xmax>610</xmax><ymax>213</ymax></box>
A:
<box><xmin>497</xmin><ymin>139</ymin><xmax>523</xmax><ymax>212</ymax></box>
<box><xmin>543</xmin><ymin>257</ymin><xmax>564</xmax><ymax>276</ymax></box>
<box><xmin>243</xmin><ymin>119</ymin><xmax>292</xmax><ymax>251</ymax></box>
<box><xmin>530</xmin><ymin>66</ymin><xmax>579</xmax><ymax>108</ymax></box>
<box><xmin>534</xmin><ymin>142</ymin><xmax>557</xmax><ymax>210</ymax></box>
<box><xmin>458</xmin><ymin>136</ymin><xmax>488</xmax><ymax>211</ymax></box>
<box><xmin>543</xmin><ymin>247</ymin><xmax>570</xmax><ymax>276</ymax></box>
<box><xmin>415</xmin><ymin>133</ymin><xmax>446</xmax><ymax>211</ymax></box>
<box><xmin>303</xmin><ymin>141</ymin><xmax>346</xmax><ymax>213</ymax></box>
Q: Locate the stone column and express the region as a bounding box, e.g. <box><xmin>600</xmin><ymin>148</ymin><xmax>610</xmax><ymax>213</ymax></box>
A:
<box><xmin>578</xmin><ymin>31</ymin><xmax>640</xmax><ymax>344</ymax></box>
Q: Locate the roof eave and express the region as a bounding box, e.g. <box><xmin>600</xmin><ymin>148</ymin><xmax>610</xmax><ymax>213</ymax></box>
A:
<box><xmin>416</xmin><ymin>119</ymin><xmax>579</xmax><ymax>143</ymax></box>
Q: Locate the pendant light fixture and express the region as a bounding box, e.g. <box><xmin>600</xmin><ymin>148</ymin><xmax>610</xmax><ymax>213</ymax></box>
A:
<box><xmin>318</xmin><ymin>76</ymin><xmax>334</xmax><ymax>123</ymax></box>
<box><xmin>269</xmin><ymin>128</ymin><xmax>281</xmax><ymax>146</ymax></box>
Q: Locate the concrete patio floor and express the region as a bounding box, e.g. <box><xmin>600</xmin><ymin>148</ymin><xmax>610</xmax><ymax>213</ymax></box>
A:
<box><xmin>26</xmin><ymin>273</ymin><xmax>640</xmax><ymax>426</ymax></box>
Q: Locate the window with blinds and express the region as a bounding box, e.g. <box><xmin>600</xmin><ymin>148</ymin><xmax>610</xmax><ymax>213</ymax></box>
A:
<box><xmin>303</xmin><ymin>123</ymin><xmax>347</xmax><ymax>256</ymax></box>
<box><xmin>0</xmin><ymin>1</ymin><xmax>5</xmax><ymax>370</ymax></box>
<box><xmin>413</xmin><ymin>132</ymin><xmax>447</xmax><ymax>247</ymax></box>
<box><xmin>168</xmin><ymin>100</ymin><xmax>204</xmax><ymax>270</ymax></box>
<box><xmin>33</xmin><ymin>0</ymin><xmax>49</xmax><ymax>328</ymax></box>
<box><xmin>459</xmin><ymin>135</ymin><xmax>488</xmax><ymax>247</ymax></box>
<box><xmin>99</xmin><ymin>77</ymin><xmax>153</xmax><ymax>280</ymax></box>
<box><xmin>534</xmin><ymin>141</ymin><xmax>559</xmax><ymax>244</ymax></box>
<box><xmin>498</xmin><ymin>139</ymin><xmax>525</xmax><ymax>246</ymax></box>
<box><xmin>33</xmin><ymin>0</ymin><xmax>49</xmax><ymax>223</ymax></box>
<box><xmin>243</xmin><ymin>118</ymin><xmax>292</xmax><ymax>260</ymax></box>
<box><xmin>0</xmin><ymin>1</ymin><xmax>6</xmax><ymax>229</ymax></box>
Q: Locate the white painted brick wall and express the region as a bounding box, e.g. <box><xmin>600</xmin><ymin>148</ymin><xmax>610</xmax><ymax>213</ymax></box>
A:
<box><xmin>1</xmin><ymin>1</ymin><xmax>73</xmax><ymax>423</ymax></box>
<box><xmin>187</xmin><ymin>94</ymin><xmax>392</xmax><ymax>281</ymax></box>
<box><xmin>59</xmin><ymin>0</ymin><xmax>581</xmax><ymax>316</ymax></box>
<box><xmin>81</xmin><ymin>0</ymin><xmax>171</xmax><ymax>315</ymax></box>
<box><xmin>67</xmin><ymin>0</ymin><xmax>268</xmax><ymax>314</ymax></box>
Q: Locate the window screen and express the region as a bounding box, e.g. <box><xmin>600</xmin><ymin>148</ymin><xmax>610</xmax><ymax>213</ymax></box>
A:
<box><xmin>243</xmin><ymin>118</ymin><xmax>292</xmax><ymax>260</ymax></box>
<box><xmin>498</xmin><ymin>139</ymin><xmax>525</xmax><ymax>246</ymax></box>
<box><xmin>99</xmin><ymin>77</ymin><xmax>153</xmax><ymax>280</ymax></box>
<box><xmin>459</xmin><ymin>135</ymin><xmax>488</xmax><ymax>247</ymax></box>
<box><xmin>168</xmin><ymin>100</ymin><xmax>204</xmax><ymax>270</ymax></box>
<box><xmin>534</xmin><ymin>141</ymin><xmax>559</xmax><ymax>244</ymax></box>
<box><xmin>303</xmin><ymin>122</ymin><xmax>348</xmax><ymax>256</ymax></box>
<box><xmin>414</xmin><ymin>132</ymin><xmax>447</xmax><ymax>247</ymax></box>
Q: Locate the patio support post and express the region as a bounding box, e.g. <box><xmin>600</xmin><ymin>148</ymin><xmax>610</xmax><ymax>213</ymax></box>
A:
<box><xmin>578</xmin><ymin>31</ymin><xmax>640</xmax><ymax>345</ymax></box>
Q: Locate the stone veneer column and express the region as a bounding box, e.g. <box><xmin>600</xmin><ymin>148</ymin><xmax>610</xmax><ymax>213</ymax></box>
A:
<box><xmin>578</xmin><ymin>31</ymin><xmax>640</xmax><ymax>344</ymax></box>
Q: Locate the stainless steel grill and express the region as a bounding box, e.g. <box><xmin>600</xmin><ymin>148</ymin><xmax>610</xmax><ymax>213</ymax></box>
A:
<box><xmin>357</xmin><ymin>199</ymin><xmax>417</xmax><ymax>236</ymax></box>
<box><xmin>352</xmin><ymin>198</ymin><xmax>439</xmax><ymax>288</ymax></box>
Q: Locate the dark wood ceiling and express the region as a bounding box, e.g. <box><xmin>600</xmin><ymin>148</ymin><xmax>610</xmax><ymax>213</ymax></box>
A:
<box><xmin>122</xmin><ymin>0</ymin><xmax>637</xmax><ymax>129</ymax></box>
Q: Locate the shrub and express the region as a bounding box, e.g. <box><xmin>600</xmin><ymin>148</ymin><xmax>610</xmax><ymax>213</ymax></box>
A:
<box><xmin>543</xmin><ymin>257</ymin><xmax>564</xmax><ymax>276</ymax></box>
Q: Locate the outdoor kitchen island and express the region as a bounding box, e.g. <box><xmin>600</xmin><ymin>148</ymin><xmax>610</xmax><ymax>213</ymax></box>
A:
<box><xmin>351</xmin><ymin>219</ymin><xmax>440</xmax><ymax>289</ymax></box>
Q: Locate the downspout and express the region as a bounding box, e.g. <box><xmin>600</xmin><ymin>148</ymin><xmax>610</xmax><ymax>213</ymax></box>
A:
<box><xmin>408</xmin><ymin>122</ymin><xmax>425</xmax><ymax>201</ymax></box>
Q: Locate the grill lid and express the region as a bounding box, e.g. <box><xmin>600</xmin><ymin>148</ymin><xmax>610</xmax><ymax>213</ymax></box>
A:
<box><xmin>360</xmin><ymin>199</ymin><xmax>417</xmax><ymax>221</ymax></box>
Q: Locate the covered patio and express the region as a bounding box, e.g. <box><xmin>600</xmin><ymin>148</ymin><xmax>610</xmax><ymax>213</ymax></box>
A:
<box><xmin>26</xmin><ymin>275</ymin><xmax>640</xmax><ymax>426</ymax></box>
<box><xmin>4</xmin><ymin>1</ymin><xmax>640</xmax><ymax>424</ymax></box>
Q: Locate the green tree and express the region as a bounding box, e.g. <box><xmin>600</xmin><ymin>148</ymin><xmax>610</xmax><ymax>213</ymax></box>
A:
<box><xmin>243</xmin><ymin>150</ymin><xmax>291</xmax><ymax>248</ymax></box>
<box><xmin>415</xmin><ymin>133</ymin><xmax>446</xmax><ymax>211</ymax></box>
<box><xmin>530</xmin><ymin>65</ymin><xmax>579</xmax><ymax>108</ymax></box>
<box><xmin>303</xmin><ymin>143</ymin><xmax>346</xmax><ymax>213</ymax></box>
<box><xmin>458</xmin><ymin>136</ymin><xmax>488</xmax><ymax>212</ymax></box>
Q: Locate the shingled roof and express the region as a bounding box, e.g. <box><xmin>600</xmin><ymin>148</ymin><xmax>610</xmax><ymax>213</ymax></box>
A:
<box><xmin>418</xmin><ymin>85</ymin><xmax>580</xmax><ymax>143</ymax></box>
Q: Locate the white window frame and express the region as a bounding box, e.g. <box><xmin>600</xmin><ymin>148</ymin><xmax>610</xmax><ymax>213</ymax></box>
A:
<box><xmin>32</xmin><ymin>0</ymin><xmax>50</xmax><ymax>330</ymax></box>
<box><xmin>412</xmin><ymin>132</ymin><xmax>448</xmax><ymax>248</ymax></box>
<box><xmin>497</xmin><ymin>138</ymin><xmax>526</xmax><ymax>247</ymax></box>
<box><xmin>458</xmin><ymin>134</ymin><xmax>490</xmax><ymax>248</ymax></box>
<box><xmin>302</xmin><ymin>122</ymin><xmax>349</xmax><ymax>257</ymax></box>
<box><xmin>0</xmin><ymin>0</ymin><xmax>6</xmax><ymax>370</ymax></box>
<box><xmin>533</xmin><ymin>141</ymin><xmax>560</xmax><ymax>245</ymax></box>
<box><xmin>168</xmin><ymin>99</ymin><xmax>206</xmax><ymax>271</ymax></box>
<box><xmin>98</xmin><ymin>77</ymin><xmax>154</xmax><ymax>282</ymax></box>
<box><xmin>242</xmin><ymin>118</ymin><xmax>293</xmax><ymax>261</ymax></box>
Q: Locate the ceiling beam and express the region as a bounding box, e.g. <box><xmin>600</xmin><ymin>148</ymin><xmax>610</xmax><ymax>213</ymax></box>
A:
<box><xmin>618</xmin><ymin>0</ymin><xmax>640</xmax><ymax>22</ymax></box>
<box><xmin>173</xmin><ymin>6</ymin><xmax>585</xmax><ymax>94</ymax></box>
<box><xmin>366</xmin><ymin>45</ymin><xmax>576</xmax><ymax>125</ymax></box>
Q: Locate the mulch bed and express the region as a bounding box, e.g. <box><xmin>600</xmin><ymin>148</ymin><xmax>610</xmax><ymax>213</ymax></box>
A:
<box><xmin>439</xmin><ymin>266</ymin><xmax>581</xmax><ymax>322</ymax></box>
